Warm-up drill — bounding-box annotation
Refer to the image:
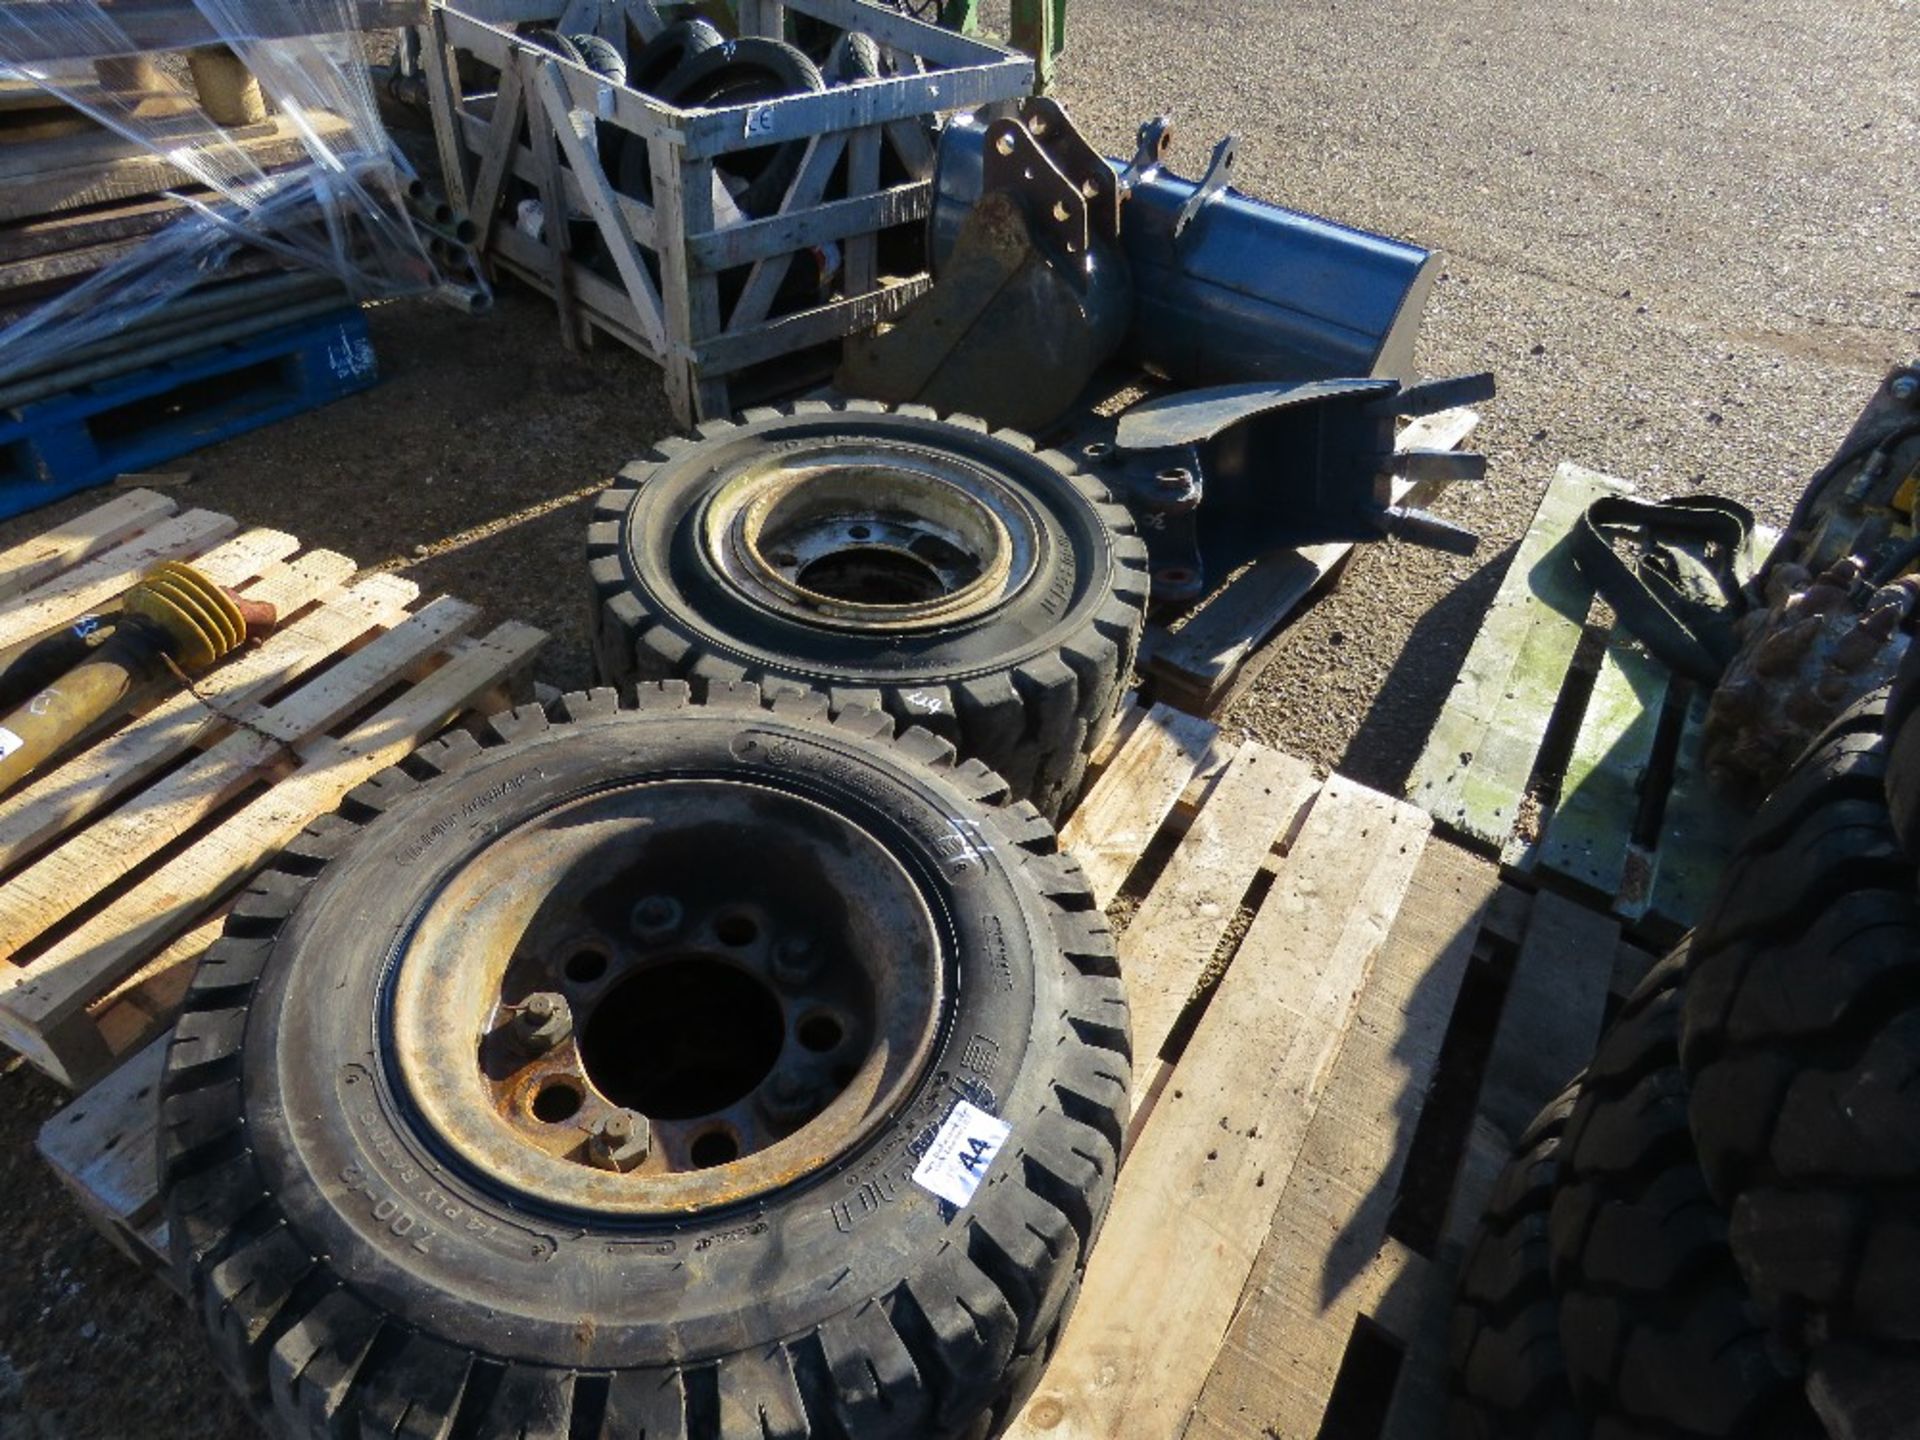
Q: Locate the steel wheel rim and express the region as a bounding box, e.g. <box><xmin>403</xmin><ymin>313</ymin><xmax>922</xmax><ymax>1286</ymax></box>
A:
<box><xmin>701</xmin><ymin>438</ymin><xmax>1041</xmax><ymax>632</ymax></box>
<box><xmin>386</xmin><ymin>776</ymin><xmax>946</xmax><ymax>1217</ymax></box>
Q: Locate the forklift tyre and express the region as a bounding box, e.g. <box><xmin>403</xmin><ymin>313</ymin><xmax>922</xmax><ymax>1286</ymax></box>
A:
<box><xmin>158</xmin><ymin>686</ymin><xmax>1131</xmax><ymax>1440</ymax></box>
<box><xmin>588</xmin><ymin>403</ymin><xmax>1149</xmax><ymax>819</ymax></box>
<box><xmin>1682</xmin><ymin>676</ymin><xmax>1920</xmax><ymax>1435</ymax></box>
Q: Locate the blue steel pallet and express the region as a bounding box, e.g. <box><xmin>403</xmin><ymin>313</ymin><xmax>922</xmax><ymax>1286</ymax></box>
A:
<box><xmin>0</xmin><ymin>308</ymin><xmax>378</xmax><ymax>521</ymax></box>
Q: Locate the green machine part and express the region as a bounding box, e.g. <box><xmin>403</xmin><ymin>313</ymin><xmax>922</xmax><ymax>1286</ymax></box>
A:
<box><xmin>941</xmin><ymin>0</ymin><xmax>1066</xmax><ymax>88</ymax></box>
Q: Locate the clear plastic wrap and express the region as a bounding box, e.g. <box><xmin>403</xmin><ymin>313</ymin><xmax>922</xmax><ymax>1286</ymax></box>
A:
<box><xmin>0</xmin><ymin>0</ymin><xmax>467</xmax><ymax>383</ymax></box>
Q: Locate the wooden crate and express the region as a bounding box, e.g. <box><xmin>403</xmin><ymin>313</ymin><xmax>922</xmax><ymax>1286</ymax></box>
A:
<box><xmin>39</xmin><ymin>701</ymin><xmax>1655</xmax><ymax>1440</ymax></box>
<box><xmin>1404</xmin><ymin>460</ymin><xmax>1768</xmax><ymax>943</ymax></box>
<box><xmin>0</xmin><ymin>486</ymin><xmax>545</xmax><ymax>1090</ymax></box>
<box><xmin>1139</xmin><ymin>406</ymin><xmax>1483</xmax><ymax>717</ymax></box>
<box><xmin>424</xmin><ymin>0</ymin><xmax>1033</xmax><ymax>425</ymax></box>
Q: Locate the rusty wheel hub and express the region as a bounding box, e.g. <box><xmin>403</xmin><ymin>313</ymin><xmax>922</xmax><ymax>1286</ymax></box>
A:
<box><xmin>702</xmin><ymin>440</ymin><xmax>1041</xmax><ymax>631</ymax></box>
<box><xmin>387</xmin><ymin>778</ymin><xmax>945</xmax><ymax>1215</ymax></box>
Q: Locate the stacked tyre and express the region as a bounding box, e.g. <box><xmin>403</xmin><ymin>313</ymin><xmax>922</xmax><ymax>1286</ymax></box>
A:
<box><xmin>158</xmin><ymin>686</ymin><xmax>1132</xmax><ymax>1440</ymax></box>
<box><xmin>1452</xmin><ymin>645</ymin><xmax>1920</xmax><ymax>1439</ymax></box>
<box><xmin>588</xmin><ymin>402</ymin><xmax>1150</xmax><ymax>819</ymax></box>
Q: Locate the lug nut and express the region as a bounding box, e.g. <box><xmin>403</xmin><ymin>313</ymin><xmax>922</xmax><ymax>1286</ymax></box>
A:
<box><xmin>759</xmin><ymin>1072</ymin><xmax>819</xmax><ymax>1125</ymax></box>
<box><xmin>512</xmin><ymin>991</ymin><xmax>572</xmax><ymax>1054</ymax></box>
<box><xmin>630</xmin><ymin>894</ymin><xmax>683</xmax><ymax>942</ymax></box>
<box><xmin>1890</xmin><ymin>373</ymin><xmax>1919</xmax><ymax>402</ymax></box>
<box><xmin>589</xmin><ymin>1108</ymin><xmax>651</xmax><ymax>1172</ymax></box>
<box><xmin>772</xmin><ymin>935</ymin><xmax>821</xmax><ymax>986</ymax></box>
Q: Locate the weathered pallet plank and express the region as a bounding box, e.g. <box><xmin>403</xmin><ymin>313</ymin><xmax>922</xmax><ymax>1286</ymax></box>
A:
<box><xmin>0</xmin><ymin>509</ymin><xmax>240</xmax><ymax>650</ymax></box>
<box><xmin>0</xmin><ymin>555</ymin><xmax>380</xmax><ymax>871</ymax></box>
<box><xmin>1406</xmin><ymin>462</ymin><xmax>1629</xmax><ymax>847</ymax></box>
<box><xmin>1472</xmin><ymin>887</ymin><xmax>1618</xmax><ymax>1147</ymax></box>
<box><xmin>1186</xmin><ymin>841</ymin><xmax>1497</xmax><ymax>1438</ymax></box>
<box><xmin>0</xmin><ymin>597</ymin><xmax>478</xmax><ymax>965</ymax></box>
<box><xmin>0</xmin><ymin>488</ymin><xmax>177</xmax><ymax>602</ymax></box>
<box><xmin>1639</xmin><ymin>690</ymin><xmax>1748</xmax><ymax>938</ymax></box>
<box><xmin>1007</xmin><ymin>778</ymin><xmax>1432</xmax><ymax>1440</ymax></box>
<box><xmin>1529</xmin><ymin>630</ymin><xmax>1668</xmax><ymax>893</ymax></box>
<box><xmin>1439</xmin><ymin>887</ymin><xmax>1620</xmax><ymax>1297</ymax></box>
<box><xmin>1056</xmin><ymin>702</ymin><xmax>1217</xmax><ymax>908</ymax></box>
<box><xmin>0</xmin><ymin>621</ymin><xmax>545</xmax><ymax>1083</ymax></box>
<box><xmin>34</xmin><ymin>1031</ymin><xmax>172</xmax><ymax>1276</ymax></box>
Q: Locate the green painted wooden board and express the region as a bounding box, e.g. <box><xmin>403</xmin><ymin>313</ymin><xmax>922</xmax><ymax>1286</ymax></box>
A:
<box><xmin>1406</xmin><ymin>462</ymin><xmax>1630</xmax><ymax>848</ymax></box>
<box><xmin>1531</xmin><ymin>525</ymin><xmax>1777</xmax><ymax>927</ymax></box>
<box><xmin>1531</xmin><ymin>630</ymin><xmax>1669</xmax><ymax>898</ymax></box>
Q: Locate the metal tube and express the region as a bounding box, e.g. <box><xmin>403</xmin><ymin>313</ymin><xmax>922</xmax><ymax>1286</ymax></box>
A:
<box><xmin>0</xmin><ymin>273</ymin><xmax>345</xmax><ymax>386</ymax></box>
<box><xmin>0</xmin><ymin>611</ymin><xmax>123</xmax><ymax>714</ymax></box>
<box><xmin>930</xmin><ymin>114</ymin><xmax>1440</xmax><ymax>387</ymax></box>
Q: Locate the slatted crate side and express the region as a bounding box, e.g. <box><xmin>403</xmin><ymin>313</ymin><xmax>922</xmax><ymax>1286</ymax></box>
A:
<box><xmin>429</xmin><ymin>0</ymin><xmax>1030</xmax><ymax>421</ymax></box>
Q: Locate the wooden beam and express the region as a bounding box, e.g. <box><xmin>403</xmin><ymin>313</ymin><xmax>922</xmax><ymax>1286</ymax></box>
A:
<box><xmin>1006</xmin><ymin>779</ymin><xmax>1432</xmax><ymax>1440</ymax></box>
<box><xmin>1120</xmin><ymin>742</ymin><xmax>1318</xmax><ymax>1065</ymax></box>
<box><xmin>0</xmin><ymin>489</ymin><xmax>176</xmax><ymax>604</ymax></box>
<box><xmin>1185</xmin><ymin>842</ymin><xmax>1496</xmax><ymax>1437</ymax></box>
<box><xmin>696</xmin><ymin>275</ymin><xmax>928</xmax><ymax>373</ymax></box>
<box><xmin>1056</xmin><ymin>704</ymin><xmax>1217</xmax><ymax>909</ymax></box>
<box><xmin>786</xmin><ymin>0</ymin><xmax>1016</xmax><ymax>68</ymax></box>
<box><xmin>678</xmin><ymin>61</ymin><xmax>1033</xmax><ymax>160</ymax></box>
<box><xmin>531</xmin><ymin>57</ymin><xmax>667</xmax><ymax>349</ymax></box>
<box><xmin>0</xmin><ymin>510</ymin><xmax>238</xmax><ymax>652</ymax></box>
<box><xmin>686</xmin><ymin>179</ymin><xmax>929</xmax><ymax>273</ymax></box>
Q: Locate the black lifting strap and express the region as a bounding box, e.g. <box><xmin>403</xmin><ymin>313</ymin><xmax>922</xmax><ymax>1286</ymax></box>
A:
<box><xmin>1570</xmin><ymin>494</ymin><xmax>1759</xmax><ymax>686</ymax></box>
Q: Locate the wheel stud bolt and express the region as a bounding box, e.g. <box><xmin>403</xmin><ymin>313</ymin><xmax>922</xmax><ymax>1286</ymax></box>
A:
<box><xmin>772</xmin><ymin>935</ymin><xmax>820</xmax><ymax>986</ymax></box>
<box><xmin>512</xmin><ymin>991</ymin><xmax>572</xmax><ymax>1054</ymax></box>
<box><xmin>589</xmin><ymin>1108</ymin><xmax>651</xmax><ymax>1172</ymax></box>
<box><xmin>761</xmin><ymin>1071</ymin><xmax>818</xmax><ymax>1124</ymax></box>
<box><xmin>630</xmin><ymin>894</ymin><xmax>683</xmax><ymax>941</ymax></box>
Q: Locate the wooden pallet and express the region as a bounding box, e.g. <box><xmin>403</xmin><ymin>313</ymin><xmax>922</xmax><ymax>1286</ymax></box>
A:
<box><xmin>1139</xmin><ymin>406</ymin><xmax>1483</xmax><ymax>717</ymax></box>
<box><xmin>0</xmin><ymin>486</ymin><xmax>545</xmax><ymax>1090</ymax></box>
<box><xmin>40</xmin><ymin>701</ymin><xmax>1655</xmax><ymax>1440</ymax></box>
<box><xmin>1404</xmin><ymin>460</ymin><xmax>1766</xmax><ymax>943</ymax></box>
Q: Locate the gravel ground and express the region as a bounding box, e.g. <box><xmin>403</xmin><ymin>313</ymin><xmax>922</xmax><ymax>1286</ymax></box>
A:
<box><xmin>0</xmin><ymin>0</ymin><xmax>1912</xmax><ymax>1434</ymax></box>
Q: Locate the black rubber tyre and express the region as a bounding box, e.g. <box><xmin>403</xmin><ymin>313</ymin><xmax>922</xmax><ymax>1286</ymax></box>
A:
<box><xmin>587</xmin><ymin>402</ymin><xmax>1149</xmax><ymax>820</ymax></box>
<box><xmin>656</xmin><ymin>38</ymin><xmax>825</xmax><ymax>216</ymax></box>
<box><xmin>825</xmin><ymin>30</ymin><xmax>925</xmax><ymax>83</ymax></box>
<box><xmin>1449</xmin><ymin>1085</ymin><xmax>1583</xmax><ymax>1439</ymax></box>
<box><xmin>1550</xmin><ymin>948</ymin><xmax>1819</xmax><ymax>1438</ymax></box>
<box><xmin>565</xmin><ymin>30</ymin><xmax>628</xmax><ymax>86</ymax></box>
<box><xmin>628</xmin><ymin>17</ymin><xmax>724</xmax><ymax>94</ymax></box>
<box><xmin>158</xmin><ymin>684</ymin><xmax>1130</xmax><ymax>1440</ymax></box>
<box><xmin>1886</xmin><ymin>638</ymin><xmax>1920</xmax><ymax>856</ymax></box>
<box><xmin>1681</xmin><ymin>684</ymin><xmax>1920</xmax><ymax>1435</ymax></box>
